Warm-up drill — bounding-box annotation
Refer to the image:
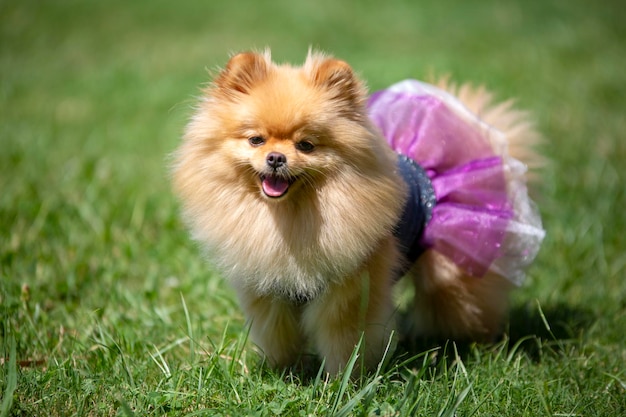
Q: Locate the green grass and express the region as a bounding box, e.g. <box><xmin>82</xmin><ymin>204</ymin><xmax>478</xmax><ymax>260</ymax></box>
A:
<box><xmin>1</xmin><ymin>0</ymin><xmax>625</xmax><ymax>415</ymax></box>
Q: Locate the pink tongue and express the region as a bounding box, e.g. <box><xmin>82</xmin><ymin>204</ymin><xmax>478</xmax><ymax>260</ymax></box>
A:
<box><xmin>262</xmin><ymin>175</ymin><xmax>290</xmax><ymax>197</ymax></box>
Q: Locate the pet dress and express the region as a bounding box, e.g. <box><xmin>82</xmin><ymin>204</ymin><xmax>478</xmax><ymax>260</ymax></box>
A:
<box><xmin>367</xmin><ymin>80</ymin><xmax>545</xmax><ymax>285</ymax></box>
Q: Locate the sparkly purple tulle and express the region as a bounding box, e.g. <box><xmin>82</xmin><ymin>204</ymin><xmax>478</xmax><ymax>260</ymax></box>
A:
<box><xmin>368</xmin><ymin>80</ymin><xmax>545</xmax><ymax>283</ymax></box>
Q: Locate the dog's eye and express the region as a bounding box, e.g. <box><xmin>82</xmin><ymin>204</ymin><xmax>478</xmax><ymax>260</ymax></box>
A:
<box><xmin>248</xmin><ymin>136</ymin><xmax>265</xmax><ymax>147</ymax></box>
<box><xmin>296</xmin><ymin>141</ymin><xmax>315</xmax><ymax>153</ymax></box>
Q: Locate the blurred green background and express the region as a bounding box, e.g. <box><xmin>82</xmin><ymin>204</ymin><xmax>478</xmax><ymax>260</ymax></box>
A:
<box><xmin>1</xmin><ymin>0</ymin><xmax>625</xmax><ymax>415</ymax></box>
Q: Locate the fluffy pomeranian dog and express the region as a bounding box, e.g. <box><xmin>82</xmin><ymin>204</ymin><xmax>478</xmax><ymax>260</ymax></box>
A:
<box><xmin>172</xmin><ymin>50</ymin><xmax>544</xmax><ymax>374</ymax></box>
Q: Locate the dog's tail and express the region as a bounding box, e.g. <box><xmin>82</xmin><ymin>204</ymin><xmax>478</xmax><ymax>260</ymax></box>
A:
<box><xmin>434</xmin><ymin>78</ymin><xmax>545</xmax><ymax>176</ymax></box>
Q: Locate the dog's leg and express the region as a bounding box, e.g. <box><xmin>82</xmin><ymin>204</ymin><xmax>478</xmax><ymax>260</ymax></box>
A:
<box><xmin>409</xmin><ymin>250</ymin><xmax>514</xmax><ymax>340</ymax></box>
<box><xmin>235</xmin><ymin>288</ymin><xmax>305</xmax><ymax>369</ymax></box>
<box><xmin>302</xmin><ymin>238</ymin><xmax>399</xmax><ymax>375</ymax></box>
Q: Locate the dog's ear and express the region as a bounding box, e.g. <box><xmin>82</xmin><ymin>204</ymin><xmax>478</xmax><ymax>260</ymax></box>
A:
<box><xmin>306</xmin><ymin>51</ymin><xmax>367</xmax><ymax>111</ymax></box>
<box><xmin>214</xmin><ymin>51</ymin><xmax>270</xmax><ymax>96</ymax></box>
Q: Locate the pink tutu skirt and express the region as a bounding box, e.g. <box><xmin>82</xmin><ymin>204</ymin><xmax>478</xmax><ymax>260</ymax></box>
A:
<box><xmin>368</xmin><ymin>80</ymin><xmax>545</xmax><ymax>285</ymax></box>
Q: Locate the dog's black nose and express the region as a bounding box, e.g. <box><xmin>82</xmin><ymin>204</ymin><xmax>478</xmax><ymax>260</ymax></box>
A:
<box><xmin>266</xmin><ymin>152</ymin><xmax>287</xmax><ymax>169</ymax></box>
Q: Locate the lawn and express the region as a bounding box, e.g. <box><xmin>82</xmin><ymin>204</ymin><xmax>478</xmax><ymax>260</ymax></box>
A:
<box><xmin>1</xmin><ymin>0</ymin><xmax>625</xmax><ymax>415</ymax></box>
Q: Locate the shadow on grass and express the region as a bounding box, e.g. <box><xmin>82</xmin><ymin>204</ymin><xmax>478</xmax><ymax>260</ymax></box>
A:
<box><xmin>506</xmin><ymin>301</ymin><xmax>595</xmax><ymax>358</ymax></box>
<box><xmin>395</xmin><ymin>301</ymin><xmax>596</xmax><ymax>369</ymax></box>
<box><xmin>271</xmin><ymin>302</ymin><xmax>596</xmax><ymax>383</ymax></box>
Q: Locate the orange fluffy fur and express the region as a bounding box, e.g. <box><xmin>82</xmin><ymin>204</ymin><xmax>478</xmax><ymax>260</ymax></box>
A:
<box><xmin>172</xmin><ymin>50</ymin><xmax>541</xmax><ymax>374</ymax></box>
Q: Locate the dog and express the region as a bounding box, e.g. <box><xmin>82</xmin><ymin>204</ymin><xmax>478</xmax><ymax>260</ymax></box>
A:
<box><xmin>172</xmin><ymin>50</ymin><xmax>545</xmax><ymax>374</ymax></box>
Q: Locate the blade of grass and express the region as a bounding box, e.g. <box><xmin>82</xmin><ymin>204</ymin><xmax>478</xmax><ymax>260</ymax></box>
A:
<box><xmin>439</xmin><ymin>382</ymin><xmax>473</xmax><ymax>417</ymax></box>
<box><xmin>181</xmin><ymin>293</ymin><xmax>195</xmax><ymax>363</ymax></box>
<box><xmin>306</xmin><ymin>358</ymin><xmax>327</xmax><ymax>415</ymax></box>
<box><xmin>0</xmin><ymin>337</ymin><xmax>17</xmax><ymax>417</ymax></box>
<box><xmin>331</xmin><ymin>334</ymin><xmax>363</xmax><ymax>414</ymax></box>
<box><xmin>334</xmin><ymin>376</ymin><xmax>382</xmax><ymax>417</ymax></box>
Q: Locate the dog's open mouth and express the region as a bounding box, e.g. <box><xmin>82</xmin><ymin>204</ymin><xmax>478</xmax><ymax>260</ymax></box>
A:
<box><xmin>260</xmin><ymin>174</ymin><xmax>295</xmax><ymax>198</ymax></box>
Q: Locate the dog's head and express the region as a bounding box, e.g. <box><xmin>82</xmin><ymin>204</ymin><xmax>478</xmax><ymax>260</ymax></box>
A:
<box><xmin>183</xmin><ymin>50</ymin><xmax>388</xmax><ymax>202</ymax></box>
